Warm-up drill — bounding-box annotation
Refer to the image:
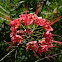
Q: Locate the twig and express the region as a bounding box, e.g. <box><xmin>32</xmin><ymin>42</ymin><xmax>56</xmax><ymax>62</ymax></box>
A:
<box><xmin>0</xmin><ymin>5</ymin><xmax>10</xmax><ymax>14</ymax></box>
<box><xmin>35</xmin><ymin>51</ymin><xmax>62</xmax><ymax>62</ymax></box>
<box><xmin>15</xmin><ymin>50</ymin><xmax>17</xmax><ymax>62</ymax></box>
<box><xmin>9</xmin><ymin>46</ymin><xmax>18</xmax><ymax>48</ymax></box>
<box><xmin>0</xmin><ymin>49</ymin><xmax>15</xmax><ymax>62</ymax></box>
<box><xmin>4</xmin><ymin>40</ymin><xmax>10</xmax><ymax>45</ymax></box>
<box><xmin>0</xmin><ymin>11</ymin><xmax>10</xmax><ymax>18</ymax></box>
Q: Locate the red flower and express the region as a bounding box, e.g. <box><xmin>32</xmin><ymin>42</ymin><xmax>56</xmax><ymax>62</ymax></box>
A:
<box><xmin>10</xmin><ymin>21</ymin><xmax>15</xmax><ymax>26</ymax></box>
<box><xmin>10</xmin><ymin>27</ymin><xmax>17</xmax><ymax>33</ymax></box>
<box><xmin>11</xmin><ymin>35</ymin><xmax>23</xmax><ymax>45</ymax></box>
<box><xmin>43</xmin><ymin>31</ymin><xmax>52</xmax><ymax>42</ymax></box>
<box><xmin>38</xmin><ymin>42</ymin><xmax>54</xmax><ymax>56</ymax></box>
<box><xmin>33</xmin><ymin>15</ymin><xmax>40</xmax><ymax>25</ymax></box>
<box><xmin>26</xmin><ymin>41</ymin><xmax>38</xmax><ymax>52</ymax></box>
<box><xmin>10</xmin><ymin>32</ymin><xmax>16</xmax><ymax>37</ymax></box>
<box><xmin>10</xmin><ymin>18</ymin><xmax>21</xmax><ymax>27</ymax></box>
<box><xmin>24</xmin><ymin>28</ymin><xmax>33</xmax><ymax>36</ymax></box>
<box><xmin>19</xmin><ymin>13</ymin><xmax>33</xmax><ymax>26</ymax></box>
<box><xmin>17</xmin><ymin>29</ymin><xmax>24</xmax><ymax>35</ymax></box>
<box><xmin>11</xmin><ymin>36</ymin><xmax>19</xmax><ymax>43</ymax></box>
<box><xmin>8</xmin><ymin>10</ymin><xmax>62</xmax><ymax>59</ymax></box>
<box><xmin>43</xmin><ymin>25</ymin><xmax>53</xmax><ymax>31</ymax></box>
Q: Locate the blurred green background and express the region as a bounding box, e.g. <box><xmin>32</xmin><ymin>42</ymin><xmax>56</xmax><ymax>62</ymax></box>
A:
<box><xmin>0</xmin><ymin>0</ymin><xmax>62</xmax><ymax>62</ymax></box>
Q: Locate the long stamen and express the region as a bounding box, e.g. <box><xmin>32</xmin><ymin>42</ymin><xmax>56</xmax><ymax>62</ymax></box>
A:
<box><xmin>49</xmin><ymin>16</ymin><xmax>62</xmax><ymax>25</ymax></box>
<box><xmin>52</xmin><ymin>34</ymin><xmax>62</xmax><ymax>38</ymax></box>
<box><xmin>2</xmin><ymin>16</ymin><xmax>12</xmax><ymax>22</ymax></box>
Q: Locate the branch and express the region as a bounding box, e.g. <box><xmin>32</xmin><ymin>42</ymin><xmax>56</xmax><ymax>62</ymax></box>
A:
<box><xmin>0</xmin><ymin>49</ymin><xmax>15</xmax><ymax>62</ymax></box>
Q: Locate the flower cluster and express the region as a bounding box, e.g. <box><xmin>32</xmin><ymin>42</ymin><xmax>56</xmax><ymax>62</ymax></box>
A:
<box><xmin>9</xmin><ymin>11</ymin><xmax>62</xmax><ymax>57</ymax></box>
